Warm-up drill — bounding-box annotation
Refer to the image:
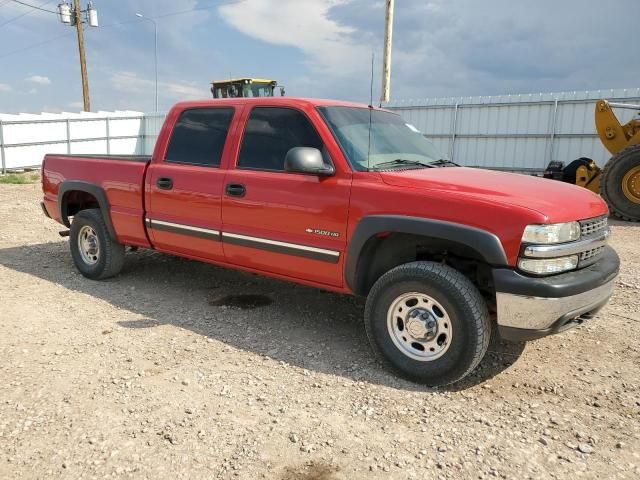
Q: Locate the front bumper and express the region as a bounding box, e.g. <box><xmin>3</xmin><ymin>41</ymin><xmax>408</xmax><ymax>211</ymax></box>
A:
<box><xmin>494</xmin><ymin>246</ymin><xmax>619</xmax><ymax>341</ymax></box>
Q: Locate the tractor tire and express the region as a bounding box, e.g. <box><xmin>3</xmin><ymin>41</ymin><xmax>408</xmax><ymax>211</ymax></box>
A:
<box><xmin>600</xmin><ymin>144</ymin><xmax>640</xmax><ymax>222</ymax></box>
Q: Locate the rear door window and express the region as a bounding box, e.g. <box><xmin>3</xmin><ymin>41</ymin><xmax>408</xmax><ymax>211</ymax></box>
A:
<box><xmin>165</xmin><ymin>108</ymin><xmax>234</xmax><ymax>167</ymax></box>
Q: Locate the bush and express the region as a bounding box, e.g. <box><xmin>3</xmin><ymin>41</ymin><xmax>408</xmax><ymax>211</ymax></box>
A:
<box><xmin>0</xmin><ymin>173</ymin><xmax>40</xmax><ymax>184</ymax></box>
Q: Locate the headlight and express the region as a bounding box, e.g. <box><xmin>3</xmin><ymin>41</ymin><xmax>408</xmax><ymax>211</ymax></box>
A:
<box><xmin>522</xmin><ymin>222</ymin><xmax>581</xmax><ymax>244</ymax></box>
<box><xmin>518</xmin><ymin>255</ymin><xmax>579</xmax><ymax>275</ymax></box>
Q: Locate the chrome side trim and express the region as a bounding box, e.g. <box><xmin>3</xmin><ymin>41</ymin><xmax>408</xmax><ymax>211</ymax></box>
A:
<box><xmin>145</xmin><ymin>218</ymin><xmax>341</xmax><ymax>263</ymax></box>
<box><xmin>146</xmin><ymin>218</ymin><xmax>221</xmax><ymax>241</ymax></box>
<box><xmin>523</xmin><ymin>230</ymin><xmax>609</xmax><ymax>258</ymax></box>
<box><xmin>151</xmin><ymin>219</ymin><xmax>220</xmax><ymax>236</ymax></box>
<box><xmin>496</xmin><ymin>277</ymin><xmax>616</xmax><ymax>330</ymax></box>
<box><xmin>222</xmin><ymin>232</ymin><xmax>340</xmax><ymax>257</ymax></box>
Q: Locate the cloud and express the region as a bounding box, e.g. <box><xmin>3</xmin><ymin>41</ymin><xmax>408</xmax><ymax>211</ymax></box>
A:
<box><xmin>3</xmin><ymin>0</ymin><xmax>639</xmax><ymax>113</ymax></box>
<box><xmin>26</xmin><ymin>75</ymin><xmax>51</xmax><ymax>85</ymax></box>
<box><xmin>219</xmin><ymin>0</ymin><xmax>369</xmax><ymax>77</ymax></box>
<box><xmin>375</xmin><ymin>0</ymin><xmax>640</xmax><ymax>100</ymax></box>
<box><xmin>110</xmin><ymin>71</ymin><xmax>204</xmax><ymax>99</ymax></box>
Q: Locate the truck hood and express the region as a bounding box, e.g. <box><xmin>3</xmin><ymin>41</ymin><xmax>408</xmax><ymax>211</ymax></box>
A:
<box><xmin>379</xmin><ymin>167</ymin><xmax>608</xmax><ymax>222</ymax></box>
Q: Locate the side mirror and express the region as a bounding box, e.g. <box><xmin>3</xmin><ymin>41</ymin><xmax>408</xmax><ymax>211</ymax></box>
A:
<box><xmin>284</xmin><ymin>147</ymin><xmax>335</xmax><ymax>176</ymax></box>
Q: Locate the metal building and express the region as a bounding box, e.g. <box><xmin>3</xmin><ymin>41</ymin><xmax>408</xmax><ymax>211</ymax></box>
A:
<box><xmin>387</xmin><ymin>88</ymin><xmax>640</xmax><ymax>172</ymax></box>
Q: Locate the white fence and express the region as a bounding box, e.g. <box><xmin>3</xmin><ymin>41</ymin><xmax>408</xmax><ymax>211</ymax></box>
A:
<box><xmin>2</xmin><ymin>88</ymin><xmax>640</xmax><ymax>174</ymax></box>
<box><xmin>0</xmin><ymin>111</ymin><xmax>166</xmax><ymax>173</ymax></box>
<box><xmin>388</xmin><ymin>88</ymin><xmax>640</xmax><ymax>172</ymax></box>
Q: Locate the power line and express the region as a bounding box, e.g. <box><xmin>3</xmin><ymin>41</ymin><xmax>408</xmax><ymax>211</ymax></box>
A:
<box><xmin>0</xmin><ymin>0</ymin><xmax>55</xmax><ymax>28</ymax></box>
<box><xmin>100</xmin><ymin>0</ymin><xmax>247</xmax><ymax>28</ymax></box>
<box><xmin>9</xmin><ymin>0</ymin><xmax>57</xmax><ymax>14</ymax></box>
<box><xmin>0</xmin><ymin>31</ymin><xmax>71</xmax><ymax>59</ymax></box>
<box><xmin>0</xmin><ymin>0</ymin><xmax>248</xmax><ymax>59</ymax></box>
<box><xmin>155</xmin><ymin>0</ymin><xmax>247</xmax><ymax>20</ymax></box>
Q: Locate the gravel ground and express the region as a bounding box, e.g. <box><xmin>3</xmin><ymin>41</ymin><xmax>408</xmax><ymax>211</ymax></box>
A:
<box><xmin>0</xmin><ymin>182</ymin><xmax>638</xmax><ymax>480</ymax></box>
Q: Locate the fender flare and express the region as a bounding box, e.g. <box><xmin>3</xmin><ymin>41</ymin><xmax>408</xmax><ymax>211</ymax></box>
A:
<box><xmin>58</xmin><ymin>180</ymin><xmax>117</xmax><ymax>240</ymax></box>
<box><xmin>345</xmin><ymin>215</ymin><xmax>508</xmax><ymax>293</ymax></box>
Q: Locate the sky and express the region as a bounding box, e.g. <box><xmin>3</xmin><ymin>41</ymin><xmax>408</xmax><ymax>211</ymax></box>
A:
<box><xmin>0</xmin><ymin>0</ymin><xmax>638</xmax><ymax>113</ymax></box>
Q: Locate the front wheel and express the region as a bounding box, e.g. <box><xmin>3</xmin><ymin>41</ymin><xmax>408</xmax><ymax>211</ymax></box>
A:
<box><xmin>70</xmin><ymin>208</ymin><xmax>125</xmax><ymax>280</ymax></box>
<box><xmin>364</xmin><ymin>261</ymin><xmax>490</xmax><ymax>386</ymax></box>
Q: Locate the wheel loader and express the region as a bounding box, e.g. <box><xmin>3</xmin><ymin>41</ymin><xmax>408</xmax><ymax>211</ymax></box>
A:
<box><xmin>544</xmin><ymin>99</ymin><xmax>640</xmax><ymax>221</ymax></box>
<box><xmin>210</xmin><ymin>78</ymin><xmax>283</xmax><ymax>99</ymax></box>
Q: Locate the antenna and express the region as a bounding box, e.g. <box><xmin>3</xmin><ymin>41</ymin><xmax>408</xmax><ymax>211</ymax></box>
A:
<box><xmin>369</xmin><ymin>51</ymin><xmax>374</xmax><ymax>107</ymax></box>
<box><xmin>367</xmin><ymin>50</ymin><xmax>374</xmax><ymax>171</ymax></box>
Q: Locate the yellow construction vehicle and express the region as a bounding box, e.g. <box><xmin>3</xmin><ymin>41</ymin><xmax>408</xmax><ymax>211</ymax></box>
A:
<box><xmin>544</xmin><ymin>99</ymin><xmax>640</xmax><ymax>221</ymax></box>
<box><xmin>210</xmin><ymin>78</ymin><xmax>283</xmax><ymax>99</ymax></box>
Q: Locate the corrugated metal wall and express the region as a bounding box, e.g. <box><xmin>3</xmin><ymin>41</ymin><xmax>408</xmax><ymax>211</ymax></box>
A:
<box><xmin>2</xmin><ymin>88</ymin><xmax>639</xmax><ymax>173</ymax></box>
<box><xmin>388</xmin><ymin>88</ymin><xmax>640</xmax><ymax>172</ymax></box>
<box><xmin>0</xmin><ymin>111</ymin><xmax>167</xmax><ymax>172</ymax></box>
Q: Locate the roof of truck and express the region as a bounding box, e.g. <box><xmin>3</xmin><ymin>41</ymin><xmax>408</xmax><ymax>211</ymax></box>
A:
<box><xmin>172</xmin><ymin>96</ymin><xmax>384</xmax><ymax>111</ymax></box>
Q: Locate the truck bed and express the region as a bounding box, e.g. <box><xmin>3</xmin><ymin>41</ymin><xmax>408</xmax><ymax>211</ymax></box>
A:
<box><xmin>42</xmin><ymin>153</ymin><xmax>152</xmax><ymax>248</ymax></box>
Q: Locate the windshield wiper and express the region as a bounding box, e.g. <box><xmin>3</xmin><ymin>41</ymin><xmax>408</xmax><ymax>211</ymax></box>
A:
<box><xmin>371</xmin><ymin>158</ymin><xmax>434</xmax><ymax>170</ymax></box>
<box><xmin>428</xmin><ymin>158</ymin><xmax>460</xmax><ymax>167</ymax></box>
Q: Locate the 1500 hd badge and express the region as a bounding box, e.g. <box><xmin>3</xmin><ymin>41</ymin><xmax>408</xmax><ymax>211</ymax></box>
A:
<box><xmin>305</xmin><ymin>228</ymin><xmax>340</xmax><ymax>237</ymax></box>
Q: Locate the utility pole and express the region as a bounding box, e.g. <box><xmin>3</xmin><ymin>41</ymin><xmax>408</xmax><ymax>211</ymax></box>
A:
<box><xmin>380</xmin><ymin>0</ymin><xmax>394</xmax><ymax>103</ymax></box>
<box><xmin>58</xmin><ymin>1</ymin><xmax>98</xmax><ymax>112</ymax></box>
<box><xmin>73</xmin><ymin>0</ymin><xmax>90</xmax><ymax>111</ymax></box>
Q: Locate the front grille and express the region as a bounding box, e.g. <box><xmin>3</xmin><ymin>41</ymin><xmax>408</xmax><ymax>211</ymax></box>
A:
<box><xmin>577</xmin><ymin>215</ymin><xmax>609</xmax><ymax>267</ymax></box>
<box><xmin>580</xmin><ymin>245</ymin><xmax>605</xmax><ymax>266</ymax></box>
<box><xmin>580</xmin><ymin>216</ymin><xmax>608</xmax><ymax>238</ymax></box>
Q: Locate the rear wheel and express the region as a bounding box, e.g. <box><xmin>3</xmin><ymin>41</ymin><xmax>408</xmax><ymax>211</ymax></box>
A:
<box><xmin>70</xmin><ymin>208</ymin><xmax>125</xmax><ymax>279</ymax></box>
<box><xmin>364</xmin><ymin>261</ymin><xmax>490</xmax><ymax>386</ymax></box>
<box><xmin>601</xmin><ymin>144</ymin><xmax>640</xmax><ymax>221</ymax></box>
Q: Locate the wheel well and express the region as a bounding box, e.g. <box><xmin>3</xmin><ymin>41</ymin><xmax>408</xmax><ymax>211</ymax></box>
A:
<box><xmin>62</xmin><ymin>190</ymin><xmax>100</xmax><ymax>222</ymax></box>
<box><xmin>353</xmin><ymin>233</ymin><xmax>496</xmax><ymax>309</ymax></box>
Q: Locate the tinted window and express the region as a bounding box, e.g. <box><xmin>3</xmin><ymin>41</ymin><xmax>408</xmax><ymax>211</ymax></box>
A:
<box><xmin>238</xmin><ymin>107</ymin><xmax>325</xmax><ymax>171</ymax></box>
<box><xmin>165</xmin><ymin>108</ymin><xmax>234</xmax><ymax>167</ymax></box>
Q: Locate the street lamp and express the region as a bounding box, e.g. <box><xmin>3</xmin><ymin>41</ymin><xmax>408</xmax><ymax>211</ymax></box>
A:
<box><xmin>135</xmin><ymin>13</ymin><xmax>158</xmax><ymax>112</ymax></box>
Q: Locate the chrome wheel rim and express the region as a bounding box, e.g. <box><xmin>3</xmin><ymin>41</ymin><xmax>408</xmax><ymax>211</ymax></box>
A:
<box><xmin>387</xmin><ymin>292</ymin><xmax>452</xmax><ymax>361</ymax></box>
<box><xmin>78</xmin><ymin>225</ymin><xmax>100</xmax><ymax>265</ymax></box>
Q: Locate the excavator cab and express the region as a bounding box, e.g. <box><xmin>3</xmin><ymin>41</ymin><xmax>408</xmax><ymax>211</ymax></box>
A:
<box><xmin>211</xmin><ymin>78</ymin><xmax>282</xmax><ymax>99</ymax></box>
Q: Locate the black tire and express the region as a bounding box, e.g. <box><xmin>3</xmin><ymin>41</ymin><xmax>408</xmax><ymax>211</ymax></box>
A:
<box><xmin>364</xmin><ymin>261</ymin><xmax>490</xmax><ymax>386</ymax></box>
<box><xmin>69</xmin><ymin>208</ymin><xmax>125</xmax><ymax>280</ymax></box>
<box><xmin>600</xmin><ymin>144</ymin><xmax>640</xmax><ymax>222</ymax></box>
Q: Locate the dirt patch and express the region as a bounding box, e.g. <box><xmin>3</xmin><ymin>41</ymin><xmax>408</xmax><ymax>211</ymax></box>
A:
<box><xmin>0</xmin><ymin>184</ymin><xmax>638</xmax><ymax>480</ymax></box>
<box><xmin>281</xmin><ymin>461</ymin><xmax>341</xmax><ymax>480</ymax></box>
<box><xmin>208</xmin><ymin>293</ymin><xmax>274</xmax><ymax>309</ymax></box>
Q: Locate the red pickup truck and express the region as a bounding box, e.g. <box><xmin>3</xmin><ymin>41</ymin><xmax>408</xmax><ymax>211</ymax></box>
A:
<box><xmin>41</xmin><ymin>97</ymin><xmax>619</xmax><ymax>386</ymax></box>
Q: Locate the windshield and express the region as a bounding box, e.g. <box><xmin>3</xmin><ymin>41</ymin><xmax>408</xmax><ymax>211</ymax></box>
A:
<box><xmin>242</xmin><ymin>83</ymin><xmax>274</xmax><ymax>97</ymax></box>
<box><xmin>317</xmin><ymin>106</ymin><xmax>446</xmax><ymax>171</ymax></box>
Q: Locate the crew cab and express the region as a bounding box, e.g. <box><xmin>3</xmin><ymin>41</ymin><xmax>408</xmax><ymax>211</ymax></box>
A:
<box><xmin>41</xmin><ymin>97</ymin><xmax>619</xmax><ymax>386</ymax></box>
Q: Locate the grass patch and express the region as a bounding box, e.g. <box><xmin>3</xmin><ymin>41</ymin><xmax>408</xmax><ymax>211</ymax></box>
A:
<box><xmin>0</xmin><ymin>173</ymin><xmax>40</xmax><ymax>184</ymax></box>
